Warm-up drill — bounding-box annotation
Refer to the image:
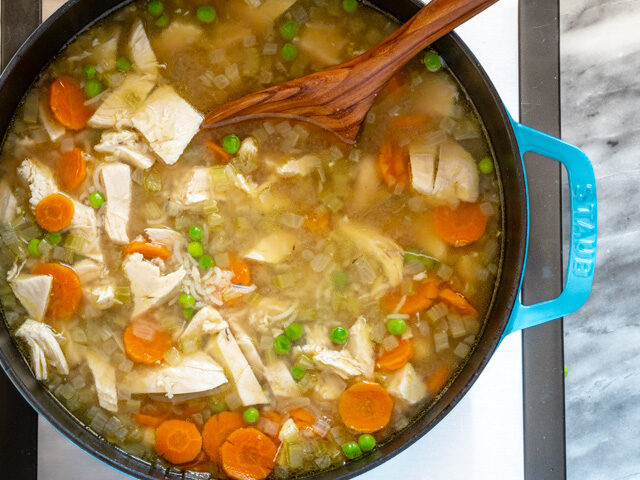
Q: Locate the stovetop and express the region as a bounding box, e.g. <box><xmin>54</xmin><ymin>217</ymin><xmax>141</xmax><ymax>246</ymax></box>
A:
<box><xmin>0</xmin><ymin>0</ymin><xmax>566</xmax><ymax>478</ymax></box>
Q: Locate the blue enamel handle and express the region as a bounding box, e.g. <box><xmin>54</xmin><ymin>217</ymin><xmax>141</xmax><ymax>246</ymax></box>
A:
<box><xmin>504</xmin><ymin>120</ymin><xmax>597</xmax><ymax>335</ymax></box>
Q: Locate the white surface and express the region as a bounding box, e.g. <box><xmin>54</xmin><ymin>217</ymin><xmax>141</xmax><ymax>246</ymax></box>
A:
<box><xmin>37</xmin><ymin>1</ymin><xmax>524</xmax><ymax>479</ymax></box>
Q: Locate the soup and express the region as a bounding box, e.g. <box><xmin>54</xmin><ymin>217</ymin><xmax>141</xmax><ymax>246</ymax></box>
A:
<box><xmin>0</xmin><ymin>0</ymin><xmax>501</xmax><ymax>478</ymax></box>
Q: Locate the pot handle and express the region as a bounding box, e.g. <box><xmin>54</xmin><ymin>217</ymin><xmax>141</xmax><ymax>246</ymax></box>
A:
<box><xmin>504</xmin><ymin>121</ymin><xmax>597</xmax><ymax>335</ymax></box>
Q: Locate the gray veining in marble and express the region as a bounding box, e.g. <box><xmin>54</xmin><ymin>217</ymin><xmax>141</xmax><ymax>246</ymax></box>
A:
<box><xmin>561</xmin><ymin>1</ymin><xmax>640</xmax><ymax>479</ymax></box>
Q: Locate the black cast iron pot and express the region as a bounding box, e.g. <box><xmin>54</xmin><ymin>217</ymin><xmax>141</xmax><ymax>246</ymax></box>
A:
<box><xmin>0</xmin><ymin>0</ymin><xmax>597</xmax><ymax>479</ymax></box>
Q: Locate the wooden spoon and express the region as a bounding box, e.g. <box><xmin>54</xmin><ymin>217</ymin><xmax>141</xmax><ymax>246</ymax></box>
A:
<box><xmin>202</xmin><ymin>0</ymin><xmax>498</xmax><ymax>144</ymax></box>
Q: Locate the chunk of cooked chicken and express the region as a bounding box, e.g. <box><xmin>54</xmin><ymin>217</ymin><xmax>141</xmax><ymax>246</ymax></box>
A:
<box><xmin>69</xmin><ymin>202</ymin><xmax>104</xmax><ymax>262</ymax></box>
<box><xmin>94</xmin><ymin>130</ymin><xmax>156</xmax><ymax>170</ymax></box>
<box><xmin>263</xmin><ymin>360</ymin><xmax>300</xmax><ymax>399</ymax></box>
<box><xmin>238</xmin><ymin>137</ymin><xmax>259</xmax><ymax>165</ymax></box>
<box><xmin>171</xmin><ymin>167</ymin><xmax>213</xmax><ymax>208</ymax></box>
<box><xmin>129</xmin><ymin>20</ymin><xmax>158</xmax><ymax>79</ymax></box>
<box><xmin>88</xmin><ymin>32</ymin><xmax>119</xmax><ymax>72</ymax></box>
<box><xmin>100</xmin><ymin>162</ymin><xmax>131</xmax><ymax>244</ymax></box>
<box><xmin>86</xmin><ymin>284</ymin><xmax>116</xmax><ymax>310</ymax></box>
<box><xmin>123</xmin><ymin>253</ymin><xmax>185</xmax><ymax>317</ymax></box>
<box><xmin>337</xmin><ymin>218</ymin><xmax>404</xmax><ymax>287</ymax></box>
<box><xmin>347</xmin><ymin>316</ymin><xmax>374</xmax><ymax>380</ymax></box>
<box><xmin>298</xmin><ymin>23</ymin><xmax>346</xmax><ymax>67</ymax></box>
<box><xmin>16</xmin><ymin>319</ymin><xmax>69</xmax><ymax>380</ymax></box>
<box><xmin>413</xmin><ymin>73</ymin><xmax>459</xmax><ymax>119</ymax></box>
<box><xmin>17</xmin><ymin>158</ymin><xmax>57</xmax><ymax>208</ymax></box>
<box><xmin>10</xmin><ymin>274</ymin><xmax>52</xmax><ymax>321</ymax></box>
<box><xmin>432</xmin><ymin>139</ymin><xmax>479</xmax><ymax>202</ymax></box>
<box><xmin>85</xmin><ymin>349</ymin><xmax>118</xmax><ymax>412</ymax></box>
<box><xmin>39</xmin><ymin>100</ymin><xmax>65</xmax><ymax>142</ymax></box>
<box><xmin>409</xmin><ymin>146</ymin><xmax>436</xmax><ymax>196</ymax></box>
<box><xmin>89</xmin><ymin>75</ymin><xmax>155</xmax><ymax>129</ymax></box>
<box><xmin>275</xmin><ymin>155</ymin><xmax>319</xmax><ymax>178</ymax></box>
<box><xmin>153</xmin><ymin>20</ymin><xmax>204</xmax><ymax>56</ymax></box>
<box><xmin>313</xmin><ymin>350</ymin><xmax>362</xmax><ymax>380</ymax></box>
<box><xmin>207</xmin><ymin>328</ymin><xmax>268</xmax><ymax>406</ymax></box>
<box><xmin>0</xmin><ymin>179</ymin><xmax>17</xmax><ymax>224</ymax></box>
<box><xmin>179</xmin><ymin>306</ymin><xmax>228</xmax><ymax>342</ymax></box>
<box><xmin>229</xmin><ymin>322</ymin><xmax>265</xmax><ymax>382</ymax></box>
<box><xmin>313</xmin><ymin>372</ymin><xmax>347</xmax><ymax>401</ymax></box>
<box><xmin>350</xmin><ymin>154</ymin><xmax>381</xmax><ymax>212</ymax></box>
<box><xmin>122</xmin><ymin>352</ymin><xmax>228</xmax><ymax>398</ymax></box>
<box><xmin>386</xmin><ymin>362</ymin><xmax>427</xmax><ymax>404</ymax></box>
<box><xmin>243</xmin><ymin>231</ymin><xmax>297</xmax><ymax>264</ymax></box>
<box><xmin>293</xmin><ymin>323</ymin><xmax>331</xmax><ymax>357</ymax></box>
<box><xmin>144</xmin><ymin>227</ymin><xmax>185</xmax><ymax>251</ymax></box>
<box><xmin>73</xmin><ymin>259</ymin><xmax>107</xmax><ymax>284</ymax></box>
<box><xmin>132</xmin><ymin>85</ymin><xmax>204</xmax><ymax>165</ymax></box>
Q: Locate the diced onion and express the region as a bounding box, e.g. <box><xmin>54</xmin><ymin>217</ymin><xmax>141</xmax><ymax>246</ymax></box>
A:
<box><xmin>310</xmin><ymin>254</ymin><xmax>330</xmax><ymax>273</ymax></box>
<box><xmin>437</xmin><ymin>263</ymin><xmax>454</xmax><ymax>280</ymax></box>
<box><xmin>433</xmin><ymin>332</ymin><xmax>449</xmax><ymax>352</ymax></box>
<box><xmin>132</xmin><ymin>322</ymin><xmax>155</xmax><ymax>341</ymax></box>
<box><xmin>60</xmin><ymin>136</ymin><xmax>75</xmax><ymax>152</ymax></box>
<box><xmin>453</xmin><ymin>342</ymin><xmax>470</xmax><ymax>358</ymax></box>
<box><xmin>448</xmin><ymin>314</ymin><xmax>466</xmax><ymax>338</ymax></box>
<box><xmin>383</xmin><ymin>335</ymin><xmax>400</xmax><ymax>352</ymax></box>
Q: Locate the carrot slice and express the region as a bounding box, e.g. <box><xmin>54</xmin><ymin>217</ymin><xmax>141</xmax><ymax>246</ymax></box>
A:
<box><xmin>304</xmin><ymin>211</ymin><xmax>330</xmax><ymax>232</ymax></box>
<box><xmin>123</xmin><ymin>323</ymin><xmax>172</xmax><ymax>365</ymax></box>
<box><xmin>134</xmin><ymin>413</ymin><xmax>167</xmax><ymax>427</ymax></box>
<box><xmin>426</xmin><ymin>365</ymin><xmax>450</xmax><ymax>393</ymax></box>
<box><xmin>206</xmin><ymin>140</ymin><xmax>231</xmax><ymax>162</ymax></box>
<box><xmin>202</xmin><ymin>411</ymin><xmax>245</xmax><ymax>462</ymax></box>
<box><xmin>378</xmin><ymin>142</ymin><xmax>409</xmax><ymax>187</ymax></box>
<box><xmin>376</xmin><ymin>339</ymin><xmax>414</xmax><ymax>371</ymax></box>
<box><xmin>220</xmin><ymin>428</ymin><xmax>278</xmax><ymax>480</ymax></box>
<box><xmin>228</xmin><ymin>253</ymin><xmax>251</xmax><ymax>286</ymax></box>
<box><xmin>32</xmin><ymin>262</ymin><xmax>81</xmax><ymax>321</ymax></box>
<box><xmin>438</xmin><ymin>288</ymin><xmax>478</xmax><ymax>316</ymax></box>
<box><xmin>35</xmin><ymin>193</ymin><xmax>74</xmax><ymax>232</ymax></box>
<box><xmin>338</xmin><ymin>382</ymin><xmax>394</xmax><ymax>433</ymax></box>
<box><xmin>123</xmin><ymin>241</ymin><xmax>171</xmax><ymax>259</ymax></box>
<box><xmin>381</xmin><ymin>281</ymin><xmax>439</xmax><ymax>314</ymax></box>
<box><xmin>49</xmin><ymin>77</ymin><xmax>92</xmax><ymax>130</ymax></box>
<box><xmin>59</xmin><ymin>148</ymin><xmax>87</xmax><ymax>191</ymax></box>
<box><xmin>290</xmin><ymin>408</ymin><xmax>315</xmax><ymax>432</ymax></box>
<box><xmin>434</xmin><ymin>202</ymin><xmax>488</xmax><ymax>247</ymax></box>
<box><xmin>155</xmin><ymin>419</ymin><xmax>202</xmax><ymax>465</ymax></box>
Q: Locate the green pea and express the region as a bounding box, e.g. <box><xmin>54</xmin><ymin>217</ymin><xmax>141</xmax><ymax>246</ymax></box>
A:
<box><xmin>45</xmin><ymin>232</ymin><xmax>62</xmax><ymax>245</ymax></box>
<box><xmin>85</xmin><ymin>79</ymin><xmax>103</xmax><ymax>98</ymax></box>
<box><xmin>285</xmin><ymin>322</ymin><xmax>304</xmax><ymax>341</ymax></box>
<box><xmin>273</xmin><ymin>334</ymin><xmax>291</xmax><ymax>355</ymax></box>
<box><xmin>155</xmin><ymin>13</ymin><xmax>169</xmax><ymax>28</ymax></box>
<box><xmin>222</xmin><ymin>134</ymin><xmax>240</xmax><ymax>154</ymax></box>
<box><xmin>332</xmin><ymin>270</ymin><xmax>349</xmax><ymax>290</ymax></box>
<box><xmin>189</xmin><ymin>225</ymin><xmax>203</xmax><ymax>241</ymax></box>
<box><xmin>116</xmin><ymin>57</ymin><xmax>131</xmax><ymax>72</ymax></box>
<box><xmin>242</xmin><ymin>407</ymin><xmax>259</xmax><ymax>424</ymax></box>
<box><xmin>148</xmin><ymin>0</ymin><xmax>164</xmax><ymax>16</ymax></box>
<box><xmin>478</xmin><ymin>157</ymin><xmax>494</xmax><ymax>174</ymax></box>
<box><xmin>183</xmin><ymin>307</ymin><xmax>195</xmax><ymax>319</ymax></box>
<box><xmin>330</xmin><ymin>326</ymin><xmax>348</xmax><ymax>345</ymax></box>
<box><xmin>358</xmin><ymin>434</ymin><xmax>376</xmax><ymax>452</ymax></box>
<box><xmin>178</xmin><ymin>293</ymin><xmax>196</xmax><ymax>309</ymax></box>
<box><xmin>279</xmin><ymin>20</ymin><xmax>299</xmax><ymax>40</ymax></box>
<box><xmin>342</xmin><ymin>0</ymin><xmax>358</xmax><ymax>13</ymax></box>
<box><xmin>188</xmin><ymin>241</ymin><xmax>204</xmax><ymax>259</ymax></box>
<box><xmin>281</xmin><ymin>43</ymin><xmax>298</xmax><ymax>62</ymax></box>
<box><xmin>387</xmin><ymin>318</ymin><xmax>407</xmax><ymax>336</ymax></box>
<box><xmin>291</xmin><ymin>364</ymin><xmax>306</xmax><ymax>381</ymax></box>
<box><xmin>197</xmin><ymin>5</ymin><xmax>216</xmax><ymax>24</ymax></box>
<box><xmin>341</xmin><ymin>441</ymin><xmax>362</xmax><ymax>459</ymax></box>
<box><xmin>28</xmin><ymin>238</ymin><xmax>41</xmax><ymax>257</ymax></box>
<box><xmin>404</xmin><ymin>248</ymin><xmax>436</xmax><ymax>270</ymax></box>
<box><xmin>211</xmin><ymin>399</ymin><xmax>227</xmax><ymax>413</ymax></box>
<box><xmin>199</xmin><ymin>255</ymin><xmax>214</xmax><ymax>270</ymax></box>
<box><xmin>83</xmin><ymin>64</ymin><xmax>97</xmax><ymax>80</ymax></box>
<box><xmin>89</xmin><ymin>192</ymin><xmax>104</xmax><ymax>208</ymax></box>
<box><xmin>423</xmin><ymin>51</ymin><xmax>442</xmax><ymax>72</ymax></box>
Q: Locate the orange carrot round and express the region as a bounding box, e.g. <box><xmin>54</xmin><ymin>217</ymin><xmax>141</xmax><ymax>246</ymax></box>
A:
<box><xmin>338</xmin><ymin>382</ymin><xmax>394</xmax><ymax>433</ymax></box>
<box><xmin>134</xmin><ymin>413</ymin><xmax>167</xmax><ymax>427</ymax></box>
<box><xmin>381</xmin><ymin>281</ymin><xmax>439</xmax><ymax>314</ymax></box>
<box><xmin>123</xmin><ymin>323</ymin><xmax>172</xmax><ymax>365</ymax></box>
<box><xmin>438</xmin><ymin>288</ymin><xmax>478</xmax><ymax>316</ymax></box>
<box><xmin>59</xmin><ymin>148</ymin><xmax>87</xmax><ymax>191</ymax></box>
<box><xmin>49</xmin><ymin>77</ymin><xmax>92</xmax><ymax>130</ymax></box>
<box><xmin>155</xmin><ymin>419</ymin><xmax>202</xmax><ymax>465</ymax></box>
<box><xmin>123</xmin><ymin>241</ymin><xmax>171</xmax><ymax>259</ymax></box>
<box><xmin>378</xmin><ymin>142</ymin><xmax>409</xmax><ymax>187</ymax></box>
<box><xmin>434</xmin><ymin>202</ymin><xmax>488</xmax><ymax>247</ymax></box>
<box><xmin>35</xmin><ymin>193</ymin><xmax>74</xmax><ymax>232</ymax></box>
<box><xmin>228</xmin><ymin>253</ymin><xmax>251</xmax><ymax>286</ymax></box>
<box><xmin>376</xmin><ymin>339</ymin><xmax>414</xmax><ymax>371</ymax></box>
<box><xmin>426</xmin><ymin>365</ymin><xmax>450</xmax><ymax>393</ymax></box>
<box><xmin>202</xmin><ymin>411</ymin><xmax>245</xmax><ymax>462</ymax></box>
<box><xmin>220</xmin><ymin>428</ymin><xmax>278</xmax><ymax>480</ymax></box>
<box><xmin>32</xmin><ymin>262</ymin><xmax>81</xmax><ymax>321</ymax></box>
<box><xmin>290</xmin><ymin>407</ymin><xmax>315</xmax><ymax>433</ymax></box>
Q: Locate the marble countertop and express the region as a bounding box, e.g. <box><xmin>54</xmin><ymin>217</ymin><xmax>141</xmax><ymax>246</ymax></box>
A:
<box><xmin>561</xmin><ymin>0</ymin><xmax>640</xmax><ymax>479</ymax></box>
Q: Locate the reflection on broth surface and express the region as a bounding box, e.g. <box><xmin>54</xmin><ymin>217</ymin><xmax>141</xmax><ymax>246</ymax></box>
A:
<box><xmin>0</xmin><ymin>0</ymin><xmax>501</xmax><ymax>478</ymax></box>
